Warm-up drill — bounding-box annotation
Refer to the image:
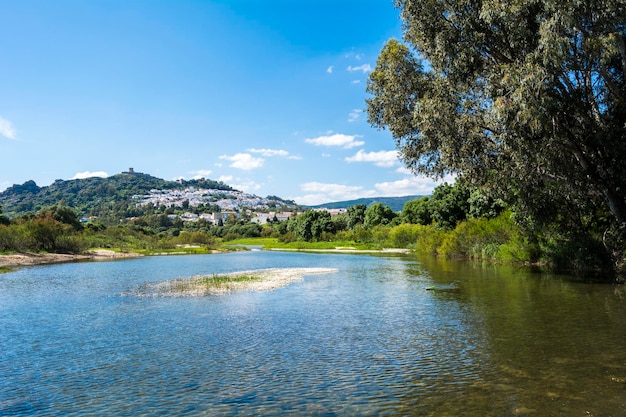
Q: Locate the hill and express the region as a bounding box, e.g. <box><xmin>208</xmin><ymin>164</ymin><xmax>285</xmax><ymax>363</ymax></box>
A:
<box><xmin>309</xmin><ymin>195</ymin><xmax>424</xmax><ymax>212</ymax></box>
<box><xmin>0</xmin><ymin>170</ymin><xmax>297</xmax><ymax>220</ymax></box>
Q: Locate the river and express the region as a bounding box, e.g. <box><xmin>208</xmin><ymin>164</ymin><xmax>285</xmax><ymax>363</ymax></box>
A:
<box><xmin>1</xmin><ymin>250</ymin><xmax>625</xmax><ymax>416</ymax></box>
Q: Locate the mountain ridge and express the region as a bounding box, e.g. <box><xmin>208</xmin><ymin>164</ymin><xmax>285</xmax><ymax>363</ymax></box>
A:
<box><xmin>309</xmin><ymin>195</ymin><xmax>423</xmax><ymax>212</ymax></box>
<box><xmin>0</xmin><ymin>170</ymin><xmax>421</xmax><ymax>218</ymax></box>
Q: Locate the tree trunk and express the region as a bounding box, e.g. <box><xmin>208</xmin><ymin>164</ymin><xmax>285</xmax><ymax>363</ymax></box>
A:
<box><xmin>605</xmin><ymin>188</ymin><xmax>626</xmax><ymax>230</ymax></box>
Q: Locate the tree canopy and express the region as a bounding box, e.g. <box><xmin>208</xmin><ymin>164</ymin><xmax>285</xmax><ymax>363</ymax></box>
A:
<box><xmin>366</xmin><ymin>0</ymin><xmax>626</xmax><ymax>239</ymax></box>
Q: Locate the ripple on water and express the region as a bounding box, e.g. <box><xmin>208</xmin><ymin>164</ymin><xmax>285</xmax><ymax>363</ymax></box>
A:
<box><xmin>2</xmin><ymin>253</ymin><xmax>626</xmax><ymax>416</ymax></box>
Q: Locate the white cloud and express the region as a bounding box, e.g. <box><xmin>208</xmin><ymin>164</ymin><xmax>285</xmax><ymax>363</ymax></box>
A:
<box><xmin>351</xmin><ymin>80</ymin><xmax>361</xmax><ymax>84</ymax></box>
<box><xmin>292</xmin><ymin>172</ymin><xmax>457</xmax><ymax>206</ymax></box>
<box><xmin>326</xmin><ymin>65</ymin><xmax>333</xmax><ymax>74</ymax></box>
<box><xmin>294</xmin><ymin>181</ymin><xmax>372</xmax><ymax>206</ymax></box>
<box><xmin>71</xmin><ymin>171</ymin><xmax>109</xmax><ymax>180</ymax></box>
<box><xmin>396</xmin><ymin>166</ymin><xmax>412</xmax><ymax>175</ymax></box>
<box><xmin>248</xmin><ymin>148</ymin><xmax>302</xmax><ymax>160</ymax></box>
<box><xmin>191</xmin><ymin>169</ymin><xmax>212</xmax><ymax>179</ymax></box>
<box><xmin>0</xmin><ymin>116</ymin><xmax>16</xmax><ymax>140</ymax></box>
<box><xmin>231</xmin><ymin>179</ymin><xmax>262</xmax><ymax>192</ymax></box>
<box><xmin>347</xmin><ymin>64</ymin><xmax>372</xmax><ymax>73</ymax></box>
<box><xmin>348</xmin><ymin>109</ymin><xmax>362</xmax><ymax>122</ymax></box>
<box><xmin>219</xmin><ymin>153</ymin><xmax>264</xmax><ymax>170</ymax></box>
<box><xmin>218</xmin><ymin>175</ymin><xmax>233</xmax><ymax>183</ymax></box>
<box><xmin>305</xmin><ymin>133</ymin><xmax>364</xmax><ymax>149</ymax></box>
<box><xmin>374</xmin><ymin>174</ymin><xmax>457</xmax><ymax>196</ymax></box>
<box><xmin>345</xmin><ymin>149</ymin><xmax>399</xmax><ymax>167</ymax></box>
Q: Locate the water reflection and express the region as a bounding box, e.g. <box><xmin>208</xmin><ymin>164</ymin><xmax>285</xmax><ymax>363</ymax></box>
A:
<box><xmin>0</xmin><ymin>251</ymin><xmax>625</xmax><ymax>416</ymax></box>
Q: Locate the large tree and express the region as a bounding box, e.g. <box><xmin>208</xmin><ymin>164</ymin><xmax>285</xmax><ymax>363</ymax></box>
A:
<box><xmin>366</xmin><ymin>1</ymin><xmax>626</xmax><ymax>236</ymax></box>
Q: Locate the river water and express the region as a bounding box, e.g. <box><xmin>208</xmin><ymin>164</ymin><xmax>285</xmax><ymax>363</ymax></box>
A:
<box><xmin>1</xmin><ymin>251</ymin><xmax>625</xmax><ymax>416</ymax></box>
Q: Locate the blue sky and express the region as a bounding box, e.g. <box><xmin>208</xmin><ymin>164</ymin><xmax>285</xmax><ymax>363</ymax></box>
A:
<box><xmin>0</xmin><ymin>0</ymin><xmax>451</xmax><ymax>205</ymax></box>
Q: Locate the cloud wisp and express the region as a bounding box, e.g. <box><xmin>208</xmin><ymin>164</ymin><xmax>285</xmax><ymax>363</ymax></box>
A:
<box><xmin>294</xmin><ymin>173</ymin><xmax>453</xmax><ymax>206</ymax></box>
<box><xmin>305</xmin><ymin>133</ymin><xmax>364</xmax><ymax>149</ymax></box>
<box><xmin>190</xmin><ymin>169</ymin><xmax>212</xmax><ymax>179</ymax></box>
<box><xmin>0</xmin><ymin>116</ymin><xmax>17</xmax><ymax>140</ymax></box>
<box><xmin>345</xmin><ymin>149</ymin><xmax>399</xmax><ymax>167</ymax></box>
<box><xmin>72</xmin><ymin>171</ymin><xmax>109</xmax><ymax>180</ymax></box>
<box><xmin>219</xmin><ymin>153</ymin><xmax>264</xmax><ymax>171</ymax></box>
<box><xmin>295</xmin><ymin>181</ymin><xmax>371</xmax><ymax>206</ymax></box>
<box><xmin>248</xmin><ymin>148</ymin><xmax>301</xmax><ymax>160</ymax></box>
<box><xmin>348</xmin><ymin>109</ymin><xmax>362</xmax><ymax>122</ymax></box>
<box><xmin>347</xmin><ymin>64</ymin><xmax>372</xmax><ymax>73</ymax></box>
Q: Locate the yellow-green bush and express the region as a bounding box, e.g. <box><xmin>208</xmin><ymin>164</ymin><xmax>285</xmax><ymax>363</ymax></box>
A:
<box><xmin>389</xmin><ymin>223</ymin><xmax>422</xmax><ymax>248</ymax></box>
<box><xmin>414</xmin><ymin>226</ymin><xmax>446</xmax><ymax>256</ymax></box>
<box><xmin>433</xmin><ymin>212</ymin><xmax>534</xmax><ymax>262</ymax></box>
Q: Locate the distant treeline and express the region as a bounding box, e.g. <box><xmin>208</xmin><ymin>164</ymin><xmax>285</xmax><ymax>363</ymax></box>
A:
<box><xmin>1</xmin><ymin>178</ymin><xmax>621</xmax><ymax>281</ymax></box>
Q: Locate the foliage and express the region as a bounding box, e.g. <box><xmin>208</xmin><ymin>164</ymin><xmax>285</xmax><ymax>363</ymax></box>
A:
<box><xmin>1</xmin><ymin>180</ymin><xmax>619</xmax><ymax>278</ymax></box>
<box><xmin>429</xmin><ymin>181</ymin><xmax>470</xmax><ymax>230</ymax></box>
<box><xmin>40</xmin><ymin>205</ymin><xmax>83</xmax><ymax>231</ymax></box>
<box><xmin>0</xmin><ymin>206</ymin><xmax>9</xmax><ymax>226</ymax></box>
<box><xmin>401</xmin><ymin>197</ymin><xmax>432</xmax><ymax>225</ymax></box>
<box><xmin>364</xmin><ymin>202</ymin><xmax>398</xmax><ymax>228</ymax></box>
<box><xmin>438</xmin><ymin>213</ymin><xmax>533</xmax><ymax>261</ymax></box>
<box><xmin>346</xmin><ymin>204</ymin><xmax>367</xmax><ymax>228</ymax></box>
<box><xmin>366</xmin><ymin>0</ymin><xmax>626</xmax><ymax>261</ymax></box>
<box><xmin>287</xmin><ymin>210</ymin><xmax>334</xmax><ymax>242</ymax></box>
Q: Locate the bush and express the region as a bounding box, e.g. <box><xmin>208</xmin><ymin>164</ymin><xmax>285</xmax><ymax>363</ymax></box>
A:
<box><xmin>54</xmin><ymin>235</ymin><xmax>89</xmax><ymax>254</ymax></box>
<box><xmin>415</xmin><ymin>226</ymin><xmax>446</xmax><ymax>256</ymax></box>
<box><xmin>389</xmin><ymin>224</ymin><xmax>422</xmax><ymax>248</ymax></box>
<box><xmin>0</xmin><ymin>225</ymin><xmax>15</xmax><ymax>251</ymax></box>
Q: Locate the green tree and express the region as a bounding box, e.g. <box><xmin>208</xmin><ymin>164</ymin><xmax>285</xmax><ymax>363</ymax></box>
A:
<box><xmin>346</xmin><ymin>204</ymin><xmax>367</xmax><ymax>228</ymax></box>
<box><xmin>288</xmin><ymin>210</ymin><xmax>334</xmax><ymax>241</ymax></box>
<box><xmin>41</xmin><ymin>205</ymin><xmax>82</xmax><ymax>231</ymax></box>
<box><xmin>366</xmin><ymin>1</ymin><xmax>626</xmax><ymax>234</ymax></box>
<box><xmin>0</xmin><ymin>205</ymin><xmax>9</xmax><ymax>226</ymax></box>
<box><xmin>402</xmin><ymin>197</ymin><xmax>432</xmax><ymax>225</ymax></box>
<box><xmin>468</xmin><ymin>189</ymin><xmax>506</xmax><ymax>220</ymax></box>
<box><xmin>364</xmin><ymin>202</ymin><xmax>397</xmax><ymax>228</ymax></box>
<box><xmin>429</xmin><ymin>182</ymin><xmax>470</xmax><ymax>230</ymax></box>
<box><xmin>25</xmin><ymin>214</ymin><xmax>70</xmax><ymax>252</ymax></box>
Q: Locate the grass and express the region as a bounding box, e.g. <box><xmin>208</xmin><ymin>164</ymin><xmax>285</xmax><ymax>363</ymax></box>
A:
<box><xmin>225</xmin><ymin>237</ymin><xmax>378</xmax><ymax>251</ymax></box>
<box><xmin>197</xmin><ymin>274</ymin><xmax>261</xmax><ymax>286</ymax></box>
<box><xmin>137</xmin><ymin>247</ymin><xmax>216</xmax><ymax>255</ymax></box>
<box><xmin>165</xmin><ymin>273</ymin><xmax>263</xmax><ymax>293</ymax></box>
<box><xmin>88</xmin><ymin>245</ymin><xmax>233</xmax><ymax>256</ymax></box>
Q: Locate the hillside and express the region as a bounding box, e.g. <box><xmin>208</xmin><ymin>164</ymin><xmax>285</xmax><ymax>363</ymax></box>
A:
<box><xmin>309</xmin><ymin>195</ymin><xmax>423</xmax><ymax>212</ymax></box>
<box><xmin>0</xmin><ymin>169</ymin><xmax>423</xmax><ymax>221</ymax></box>
<box><xmin>0</xmin><ymin>170</ymin><xmax>296</xmax><ymax>220</ymax></box>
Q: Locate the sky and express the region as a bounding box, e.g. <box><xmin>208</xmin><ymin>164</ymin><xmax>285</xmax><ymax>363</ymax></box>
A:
<box><xmin>0</xmin><ymin>0</ymin><xmax>452</xmax><ymax>205</ymax></box>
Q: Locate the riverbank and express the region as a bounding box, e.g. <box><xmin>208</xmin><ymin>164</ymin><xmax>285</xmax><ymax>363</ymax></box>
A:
<box><xmin>269</xmin><ymin>247</ymin><xmax>410</xmax><ymax>254</ymax></box>
<box><xmin>0</xmin><ymin>249</ymin><xmax>141</xmax><ymax>269</ymax></box>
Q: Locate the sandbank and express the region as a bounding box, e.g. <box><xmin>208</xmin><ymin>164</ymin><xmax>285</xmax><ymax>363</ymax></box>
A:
<box><xmin>129</xmin><ymin>267</ymin><xmax>338</xmax><ymax>297</ymax></box>
<box><xmin>0</xmin><ymin>250</ymin><xmax>141</xmax><ymax>269</ymax></box>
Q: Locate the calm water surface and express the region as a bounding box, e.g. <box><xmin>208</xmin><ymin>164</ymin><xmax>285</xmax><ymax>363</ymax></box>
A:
<box><xmin>1</xmin><ymin>251</ymin><xmax>625</xmax><ymax>416</ymax></box>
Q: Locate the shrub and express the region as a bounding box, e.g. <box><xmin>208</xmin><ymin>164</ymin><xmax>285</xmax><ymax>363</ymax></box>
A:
<box><xmin>414</xmin><ymin>226</ymin><xmax>446</xmax><ymax>255</ymax></box>
<box><xmin>54</xmin><ymin>235</ymin><xmax>89</xmax><ymax>254</ymax></box>
<box><xmin>389</xmin><ymin>224</ymin><xmax>422</xmax><ymax>248</ymax></box>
